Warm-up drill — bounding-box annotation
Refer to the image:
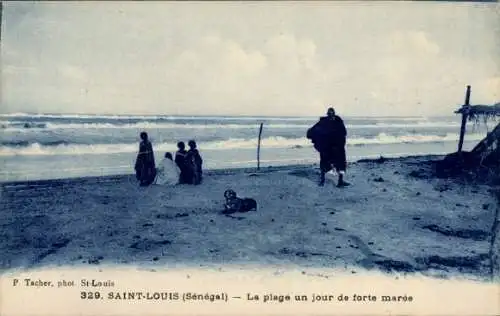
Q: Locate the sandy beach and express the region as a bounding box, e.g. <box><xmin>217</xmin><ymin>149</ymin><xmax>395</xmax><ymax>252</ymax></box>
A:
<box><xmin>3</xmin><ymin>2</ymin><xmax>500</xmax><ymax>314</ymax></box>
<box><xmin>1</xmin><ymin>155</ymin><xmax>499</xmax><ymax>282</ymax></box>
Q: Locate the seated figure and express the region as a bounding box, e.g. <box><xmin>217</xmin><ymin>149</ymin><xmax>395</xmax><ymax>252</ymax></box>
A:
<box><xmin>155</xmin><ymin>152</ymin><xmax>180</xmax><ymax>186</ymax></box>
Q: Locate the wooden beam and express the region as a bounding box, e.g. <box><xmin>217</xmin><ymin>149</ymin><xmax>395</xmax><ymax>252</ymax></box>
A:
<box><xmin>257</xmin><ymin>123</ymin><xmax>264</xmax><ymax>170</ymax></box>
<box><xmin>458</xmin><ymin>85</ymin><xmax>471</xmax><ymax>153</ymax></box>
<box><xmin>0</xmin><ymin>2</ymin><xmax>3</xmax><ymax>44</ymax></box>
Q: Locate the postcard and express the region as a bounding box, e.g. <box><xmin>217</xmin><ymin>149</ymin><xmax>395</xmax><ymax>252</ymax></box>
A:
<box><xmin>1</xmin><ymin>1</ymin><xmax>499</xmax><ymax>315</ymax></box>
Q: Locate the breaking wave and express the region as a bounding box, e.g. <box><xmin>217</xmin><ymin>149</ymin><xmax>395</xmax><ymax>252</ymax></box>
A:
<box><xmin>0</xmin><ymin>133</ymin><xmax>486</xmax><ymax>157</ymax></box>
<box><xmin>0</xmin><ymin>120</ymin><xmax>464</xmax><ymax>131</ymax></box>
<box><xmin>0</xmin><ymin>121</ymin><xmax>307</xmax><ymax>130</ymax></box>
<box><xmin>0</xmin><ymin>113</ymin><xmax>317</xmax><ymax>121</ymax></box>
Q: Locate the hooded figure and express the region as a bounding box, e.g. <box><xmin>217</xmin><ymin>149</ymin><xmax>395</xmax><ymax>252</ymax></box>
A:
<box><xmin>135</xmin><ymin>132</ymin><xmax>156</xmax><ymax>186</ymax></box>
<box><xmin>307</xmin><ymin>107</ymin><xmax>350</xmax><ymax>187</ymax></box>
<box><xmin>155</xmin><ymin>152</ymin><xmax>180</xmax><ymax>186</ymax></box>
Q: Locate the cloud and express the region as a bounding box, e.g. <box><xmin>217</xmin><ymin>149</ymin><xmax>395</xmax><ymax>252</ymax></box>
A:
<box><xmin>58</xmin><ymin>65</ymin><xmax>87</xmax><ymax>82</ymax></box>
<box><xmin>162</xmin><ymin>33</ymin><xmax>326</xmax><ymax>116</ymax></box>
<box><xmin>475</xmin><ymin>77</ymin><xmax>500</xmax><ymax>103</ymax></box>
<box><xmin>388</xmin><ymin>31</ymin><xmax>441</xmax><ymax>56</ymax></box>
<box><xmin>1</xmin><ymin>2</ymin><xmax>499</xmax><ymax>116</ymax></box>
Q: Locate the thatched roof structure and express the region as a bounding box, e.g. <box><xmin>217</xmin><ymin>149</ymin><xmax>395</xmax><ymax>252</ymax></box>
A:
<box><xmin>455</xmin><ymin>102</ymin><xmax>500</xmax><ymax>121</ymax></box>
<box><xmin>437</xmin><ymin>101</ymin><xmax>500</xmax><ymax>182</ymax></box>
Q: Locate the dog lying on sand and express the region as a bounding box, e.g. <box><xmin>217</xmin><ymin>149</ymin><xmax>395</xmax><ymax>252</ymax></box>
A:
<box><xmin>222</xmin><ymin>189</ymin><xmax>257</xmax><ymax>214</ymax></box>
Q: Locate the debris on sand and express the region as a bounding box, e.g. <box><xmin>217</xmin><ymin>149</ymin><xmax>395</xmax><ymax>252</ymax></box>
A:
<box><xmin>87</xmin><ymin>256</ymin><xmax>103</xmax><ymax>265</ymax></box>
<box><xmin>409</xmin><ymin>169</ymin><xmax>428</xmax><ymax>179</ymax></box>
<box><xmin>373</xmin><ymin>258</ymin><xmax>419</xmax><ymax>273</ymax></box>
<box><xmin>435</xmin><ymin>121</ymin><xmax>499</xmax><ymax>184</ymax></box>
<box><xmin>129</xmin><ymin>239</ymin><xmax>172</xmax><ymax>251</ymax></box>
<box><xmin>434</xmin><ymin>184</ymin><xmax>451</xmax><ymax>192</ymax></box>
<box><xmin>416</xmin><ymin>253</ymin><xmax>489</xmax><ymax>270</ymax></box>
<box><xmin>422</xmin><ymin>224</ymin><xmax>490</xmax><ymax>241</ymax></box>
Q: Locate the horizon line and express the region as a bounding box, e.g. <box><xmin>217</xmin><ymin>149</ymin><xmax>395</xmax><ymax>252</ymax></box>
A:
<box><xmin>0</xmin><ymin>111</ymin><xmax>461</xmax><ymax>118</ymax></box>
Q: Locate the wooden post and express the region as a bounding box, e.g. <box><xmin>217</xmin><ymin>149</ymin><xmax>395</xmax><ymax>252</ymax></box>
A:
<box><xmin>458</xmin><ymin>85</ymin><xmax>471</xmax><ymax>153</ymax></box>
<box><xmin>257</xmin><ymin>123</ymin><xmax>264</xmax><ymax>170</ymax></box>
<box><xmin>0</xmin><ymin>2</ymin><xmax>3</xmax><ymax>43</ymax></box>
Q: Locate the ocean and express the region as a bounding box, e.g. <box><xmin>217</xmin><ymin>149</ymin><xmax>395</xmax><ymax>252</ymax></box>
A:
<box><xmin>0</xmin><ymin>113</ymin><xmax>494</xmax><ymax>182</ymax></box>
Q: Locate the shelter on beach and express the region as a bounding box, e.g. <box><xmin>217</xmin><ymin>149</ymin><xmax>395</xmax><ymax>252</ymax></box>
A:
<box><xmin>455</xmin><ymin>96</ymin><xmax>500</xmax><ymax>165</ymax></box>
<box><xmin>465</xmin><ymin>104</ymin><xmax>500</xmax><ymax>166</ymax></box>
<box><xmin>455</xmin><ymin>103</ymin><xmax>500</xmax><ymax>120</ymax></box>
<box><xmin>437</xmin><ymin>86</ymin><xmax>499</xmax><ymax>180</ymax></box>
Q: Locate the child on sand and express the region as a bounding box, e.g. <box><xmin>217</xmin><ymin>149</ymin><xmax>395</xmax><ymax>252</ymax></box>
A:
<box><xmin>187</xmin><ymin>140</ymin><xmax>203</xmax><ymax>185</ymax></box>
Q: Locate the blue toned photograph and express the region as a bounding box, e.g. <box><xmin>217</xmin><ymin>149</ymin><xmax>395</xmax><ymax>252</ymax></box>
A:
<box><xmin>0</xmin><ymin>2</ymin><xmax>499</xmax><ymax>314</ymax></box>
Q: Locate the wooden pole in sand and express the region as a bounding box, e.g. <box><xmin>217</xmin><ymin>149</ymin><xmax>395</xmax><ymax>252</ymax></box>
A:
<box><xmin>257</xmin><ymin>123</ymin><xmax>264</xmax><ymax>170</ymax></box>
<box><xmin>458</xmin><ymin>85</ymin><xmax>471</xmax><ymax>153</ymax></box>
<box><xmin>0</xmin><ymin>2</ymin><xmax>3</xmax><ymax>43</ymax></box>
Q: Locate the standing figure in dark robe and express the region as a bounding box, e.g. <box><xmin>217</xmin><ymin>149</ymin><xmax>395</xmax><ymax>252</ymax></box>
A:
<box><xmin>134</xmin><ymin>132</ymin><xmax>156</xmax><ymax>186</ymax></box>
<box><xmin>307</xmin><ymin>107</ymin><xmax>350</xmax><ymax>187</ymax></box>
<box><xmin>187</xmin><ymin>140</ymin><xmax>203</xmax><ymax>185</ymax></box>
<box><xmin>175</xmin><ymin>141</ymin><xmax>193</xmax><ymax>184</ymax></box>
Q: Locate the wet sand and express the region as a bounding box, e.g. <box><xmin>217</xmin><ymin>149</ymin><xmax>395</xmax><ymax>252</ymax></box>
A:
<box><xmin>1</xmin><ymin>155</ymin><xmax>499</xmax><ymax>282</ymax></box>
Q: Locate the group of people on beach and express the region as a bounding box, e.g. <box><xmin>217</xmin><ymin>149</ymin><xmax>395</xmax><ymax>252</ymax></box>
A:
<box><xmin>134</xmin><ymin>132</ymin><xmax>203</xmax><ymax>187</ymax></box>
<box><xmin>135</xmin><ymin>106</ymin><xmax>349</xmax><ymax>188</ymax></box>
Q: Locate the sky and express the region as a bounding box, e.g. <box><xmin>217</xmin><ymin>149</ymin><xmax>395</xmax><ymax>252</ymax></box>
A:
<box><xmin>1</xmin><ymin>1</ymin><xmax>499</xmax><ymax>117</ymax></box>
